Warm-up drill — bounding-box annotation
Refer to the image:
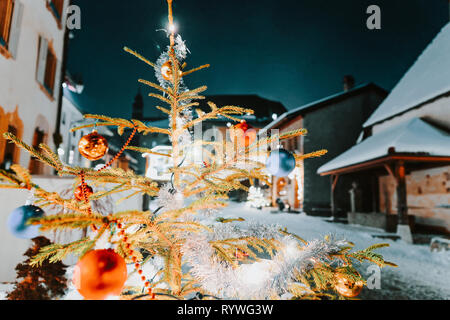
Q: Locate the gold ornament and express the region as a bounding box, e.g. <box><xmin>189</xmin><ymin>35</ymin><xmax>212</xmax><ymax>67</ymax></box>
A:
<box><xmin>160</xmin><ymin>60</ymin><xmax>182</xmax><ymax>81</ymax></box>
<box><xmin>334</xmin><ymin>272</ymin><xmax>364</xmax><ymax>298</ymax></box>
<box><xmin>78</xmin><ymin>131</ymin><xmax>109</xmax><ymax>161</ymax></box>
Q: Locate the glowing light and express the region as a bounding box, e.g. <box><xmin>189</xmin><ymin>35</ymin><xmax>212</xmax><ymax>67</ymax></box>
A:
<box><xmin>272</xmin><ymin>113</ymin><xmax>278</xmax><ymax>120</ymax></box>
<box><xmin>226</xmin><ymin>122</ymin><xmax>232</xmax><ymax>128</ymax></box>
<box><xmin>69</xmin><ymin>150</ymin><xmax>74</xmax><ymax>164</ymax></box>
<box><xmin>57</xmin><ymin>148</ymin><xmax>65</xmax><ymax>156</ymax></box>
<box><xmin>168</xmin><ymin>23</ymin><xmax>176</xmax><ymax>33</ymax></box>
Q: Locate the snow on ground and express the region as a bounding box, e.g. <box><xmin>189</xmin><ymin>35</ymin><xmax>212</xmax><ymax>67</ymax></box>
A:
<box><xmin>220</xmin><ymin>202</ymin><xmax>450</xmax><ymax>300</ymax></box>
<box><xmin>1</xmin><ymin>201</ymin><xmax>449</xmax><ymax>300</ymax></box>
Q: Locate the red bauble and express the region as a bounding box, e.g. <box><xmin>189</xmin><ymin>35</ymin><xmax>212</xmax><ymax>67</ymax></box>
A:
<box><xmin>73</xmin><ymin>249</ymin><xmax>127</xmax><ymax>300</ymax></box>
<box><xmin>78</xmin><ymin>131</ymin><xmax>109</xmax><ymax>161</ymax></box>
<box><xmin>229</xmin><ymin>121</ymin><xmax>257</xmax><ymax>147</ymax></box>
<box><xmin>74</xmin><ymin>185</ymin><xmax>93</xmax><ymax>201</ymax></box>
<box><xmin>234</xmin><ymin>248</ymin><xmax>249</xmax><ymax>261</ymax></box>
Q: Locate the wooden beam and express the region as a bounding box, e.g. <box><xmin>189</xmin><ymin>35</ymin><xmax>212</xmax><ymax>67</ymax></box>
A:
<box><xmin>395</xmin><ymin>161</ymin><xmax>409</xmax><ymax>226</ymax></box>
<box><xmin>330</xmin><ymin>175</ymin><xmax>339</xmax><ymax>221</ymax></box>
<box><xmin>331</xmin><ymin>174</ymin><xmax>339</xmax><ymax>191</ymax></box>
<box><xmin>383</xmin><ymin>163</ymin><xmax>396</xmax><ymax>181</ymax></box>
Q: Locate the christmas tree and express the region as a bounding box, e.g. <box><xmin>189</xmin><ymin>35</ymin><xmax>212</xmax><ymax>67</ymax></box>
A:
<box><xmin>7</xmin><ymin>236</ymin><xmax>68</xmax><ymax>300</ymax></box>
<box><xmin>246</xmin><ymin>186</ymin><xmax>269</xmax><ymax>209</ymax></box>
<box><xmin>0</xmin><ymin>0</ymin><xmax>396</xmax><ymax>300</ymax></box>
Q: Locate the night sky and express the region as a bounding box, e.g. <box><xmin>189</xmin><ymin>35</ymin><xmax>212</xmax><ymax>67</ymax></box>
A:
<box><xmin>67</xmin><ymin>0</ymin><xmax>449</xmax><ymax>119</ymax></box>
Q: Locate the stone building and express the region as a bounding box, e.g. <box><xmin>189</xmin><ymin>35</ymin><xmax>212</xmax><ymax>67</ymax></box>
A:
<box><xmin>261</xmin><ymin>79</ymin><xmax>387</xmax><ymax>213</ymax></box>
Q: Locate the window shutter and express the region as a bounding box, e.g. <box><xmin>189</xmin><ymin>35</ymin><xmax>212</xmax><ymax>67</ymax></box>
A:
<box><xmin>53</xmin><ymin>58</ymin><xmax>61</xmax><ymax>99</ymax></box>
<box><xmin>8</xmin><ymin>0</ymin><xmax>24</xmax><ymax>59</ymax></box>
<box><xmin>36</xmin><ymin>36</ymin><xmax>48</xmax><ymax>85</ymax></box>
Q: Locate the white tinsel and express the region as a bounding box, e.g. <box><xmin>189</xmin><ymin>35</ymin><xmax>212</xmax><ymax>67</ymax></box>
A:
<box><xmin>182</xmin><ymin>222</ymin><xmax>348</xmax><ymax>299</ymax></box>
<box><xmin>155</xmin><ymin>35</ymin><xmax>190</xmax><ymax>91</ymax></box>
<box><xmin>155</xmin><ymin>183</ymin><xmax>184</xmax><ymax>213</ymax></box>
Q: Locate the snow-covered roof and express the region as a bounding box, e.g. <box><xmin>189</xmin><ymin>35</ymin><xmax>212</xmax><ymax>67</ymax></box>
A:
<box><xmin>317</xmin><ymin>118</ymin><xmax>450</xmax><ymax>174</ymax></box>
<box><xmin>260</xmin><ymin>83</ymin><xmax>386</xmax><ymax>134</ymax></box>
<box><xmin>364</xmin><ymin>23</ymin><xmax>450</xmax><ymax>127</ymax></box>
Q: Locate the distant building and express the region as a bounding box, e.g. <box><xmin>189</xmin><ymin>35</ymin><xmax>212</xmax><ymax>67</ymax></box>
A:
<box><xmin>318</xmin><ymin>23</ymin><xmax>450</xmax><ymax>239</ymax></box>
<box><xmin>0</xmin><ymin>0</ymin><xmax>69</xmax><ymax>175</ymax></box>
<box><xmin>261</xmin><ymin>79</ymin><xmax>387</xmax><ymax>213</ymax></box>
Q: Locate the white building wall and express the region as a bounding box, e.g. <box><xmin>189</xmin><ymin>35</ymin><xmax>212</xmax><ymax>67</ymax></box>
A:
<box><xmin>0</xmin><ymin>0</ymin><xmax>68</xmax><ymax>174</ymax></box>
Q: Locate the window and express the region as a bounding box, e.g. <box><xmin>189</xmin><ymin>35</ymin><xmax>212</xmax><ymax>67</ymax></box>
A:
<box><xmin>36</xmin><ymin>35</ymin><xmax>61</xmax><ymax>99</ymax></box>
<box><xmin>44</xmin><ymin>48</ymin><xmax>57</xmax><ymax>93</ymax></box>
<box><xmin>47</xmin><ymin>0</ymin><xmax>64</xmax><ymax>26</ymax></box>
<box><xmin>0</xmin><ymin>105</ymin><xmax>23</xmax><ymax>167</ymax></box>
<box><xmin>29</xmin><ymin>128</ymin><xmax>46</xmax><ymax>174</ymax></box>
<box><xmin>0</xmin><ymin>0</ymin><xmax>23</xmax><ymax>59</ymax></box>
<box><xmin>0</xmin><ymin>0</ymin><xmax>13</xmax><ymax>46</ymax></box>
<box><xmin>1</xmin><ymin>125</ymin><xmax>17</xmax><ymax>170</ymax></box>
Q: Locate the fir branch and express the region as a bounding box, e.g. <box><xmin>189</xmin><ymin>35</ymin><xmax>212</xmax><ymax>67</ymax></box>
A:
<box><xmin>30</xmin><ymin>238</ymin><xmax>95</xmax><ymax>266</ymax></box>
<box><xmin>123</xmin><ymin>46</ymin><xmax>155</xmax><ymax>68</ymax></box>
<box><xmin>149</xmin><ymin>93</ymin><xmax>172</xmax><ymax>105</ymax></box>
<box><xmin>138</xmin><ymin>79</ymin><xmax>172</xmax><ymax>97</ymax></box>
<box><xmin>3</xmin><ymin>133</ymin><xmax>58</xmax><ymax>169</ymax></box>
<box><xmin>39</xmin><ymin>144</ymin><xmax>64</xmax><ymax>171</ymax></box>
<box><xmin>182</xmin><ymin>64</ymin><xmax>210</xmax><ymax>77</ymax></box>
<box><xmin>295</xmin><ymin>149</ymin><xmax>328</xmax><ymax>162</ymax></box>
<box><xmin>126</xmin><ymin>146</ymin><xmax>171</xmax><ymax>157</ymax></box>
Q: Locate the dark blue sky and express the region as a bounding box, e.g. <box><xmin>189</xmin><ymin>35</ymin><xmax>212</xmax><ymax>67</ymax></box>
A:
<box><xmin>67</xmin><ymin>0</ymin><xmax>449</xmax><ymax>118</ymax></box>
